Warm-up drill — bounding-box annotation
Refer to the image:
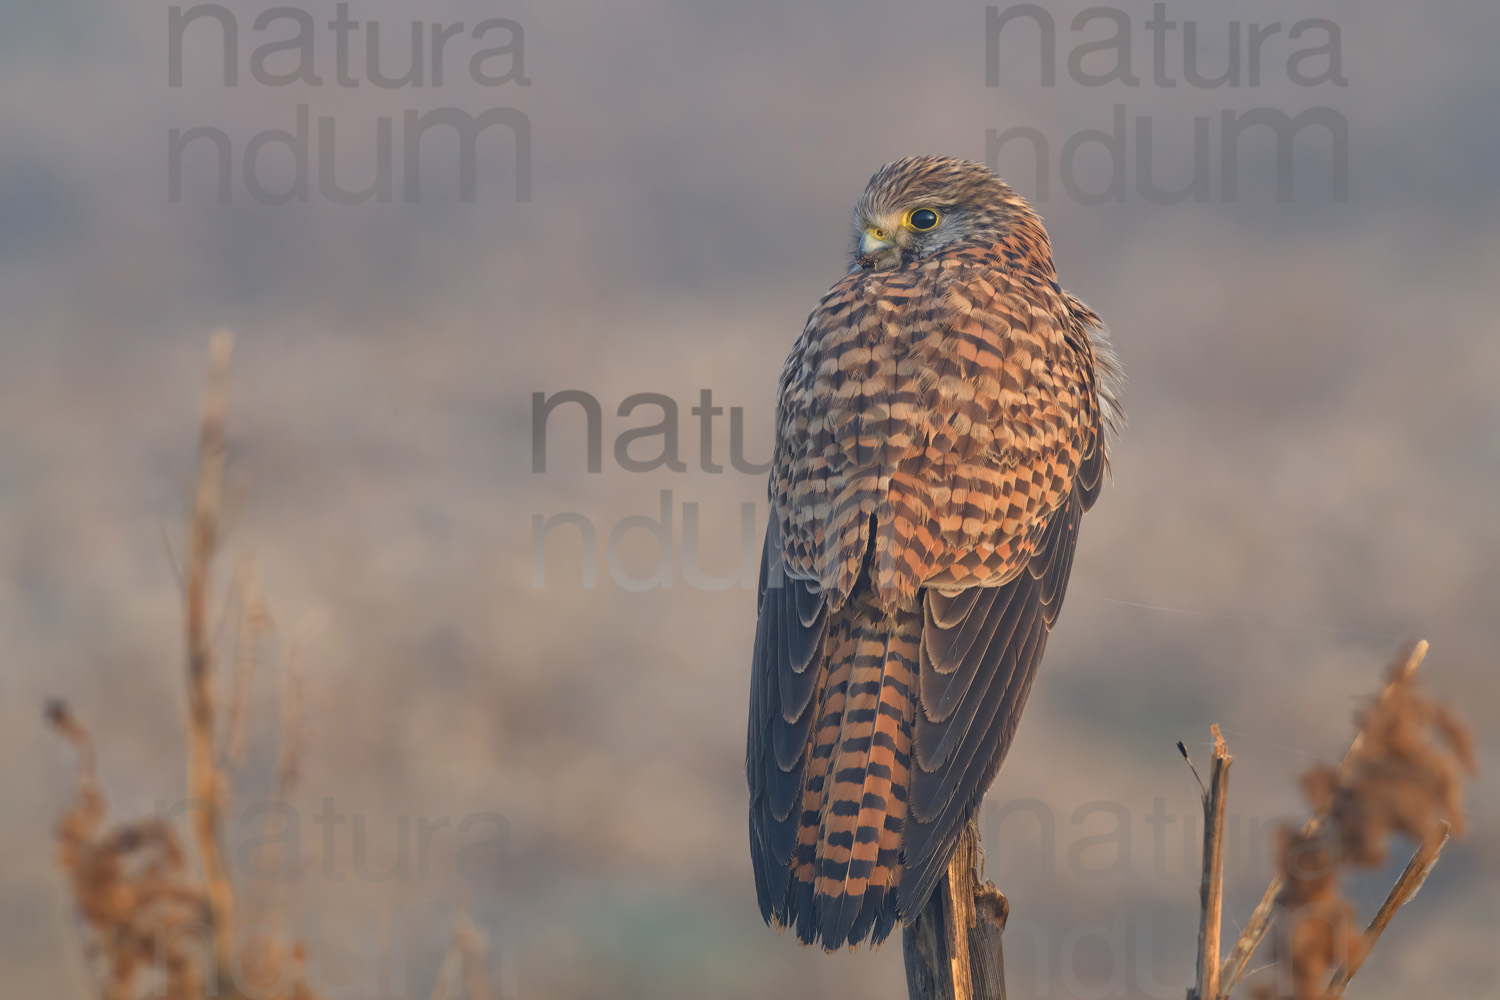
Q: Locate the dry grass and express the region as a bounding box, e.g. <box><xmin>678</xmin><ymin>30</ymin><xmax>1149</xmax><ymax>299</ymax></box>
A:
<box><xmin>1201</xmin><ymin>641</ymin><xmax>1476</xmax><ymax>1000</ymax></box>
<box><xmin>45</xmin><ymin>335</ymin><xmax>495</xmax><ymax>1000</ymax></box>
<box><xmin>46</xmin><ymin>699</ymin><xmax>208</xmax><ymax>1000</ymax></box>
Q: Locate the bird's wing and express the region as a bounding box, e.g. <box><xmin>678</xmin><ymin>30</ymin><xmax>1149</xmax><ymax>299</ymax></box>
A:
<box><xmin>893</xmin><ymin>259</ymin><xmax>1110</xmax><ymax>916</ymax></box>
<box><xmin>897</xmin><ymin>490</ymin><xmax>1082</xmax><ymax>915</ymax></box>
<box><xmin>747</xmin><ymin>517</ymin><xmax>829</xmax><ymax>925</ymax></box>
<box><xmin>767</xmin><ymin>264</ymin><xmax>932</xmax><ymax>603</ymax></box>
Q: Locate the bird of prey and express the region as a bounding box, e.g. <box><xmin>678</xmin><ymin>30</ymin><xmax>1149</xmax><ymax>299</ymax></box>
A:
<box><xmin>747</xmin><ymin>156</ymin><xmax>1122</xmax><ymax>951</ymax></box>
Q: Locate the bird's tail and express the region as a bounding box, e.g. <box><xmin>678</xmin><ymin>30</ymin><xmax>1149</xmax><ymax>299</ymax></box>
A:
<box><xmin>790</xmin><ymin>593</ymin><xmax>919</xmax><ymax>950</ymax></box>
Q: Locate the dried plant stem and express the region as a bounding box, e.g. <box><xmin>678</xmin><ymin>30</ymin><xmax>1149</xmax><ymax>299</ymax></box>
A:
<box><xmin>1191</xmin><ymin>726</ymin><xmax>1233</xmax><ymax>1000</ymax></box>
<box><xmin>1324</xmin><ymin>820</ymin><xmax>1451</xmax><ymax>997</ymax></box>
<box><xmin>1215</xmin><ymin>640</ymin><xmax>1429</xmax><ymax>999</ymax></box>
<box><xmin>185</xmin><ymin>330</ymin><xmax>237</xmax><ymax>985</ymax></box>
<box><xmin>224</xmin><ymin>555</ymin><xmax>268</xmax><ymax>769</ymax></box>
<box><xmin>429</xmin><ymin>913</ymin><xmax>492</xmax><ymax>1000</ymax></box>
<box><xmin>277</xmin><ymin>635</ymin><xmax>305</xmax><ymax>801</ymax></box>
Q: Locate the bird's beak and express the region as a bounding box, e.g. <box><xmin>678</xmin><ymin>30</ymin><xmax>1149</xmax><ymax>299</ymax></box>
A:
<box><xmin>864</xmin><ymin>227</ymin><xmax>894</xmax><ymax>256</ymax></box>
<box><xmin>860</xmin><ymin>228</ymin><xmax>894</xmax><ymax>257</ymax></box>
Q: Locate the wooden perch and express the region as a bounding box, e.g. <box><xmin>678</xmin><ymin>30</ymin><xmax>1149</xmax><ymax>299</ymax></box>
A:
<box><xmin>903</xmin><ymin>820</ymin><xmax>1009</xmax><ymax>1000</ymax></box>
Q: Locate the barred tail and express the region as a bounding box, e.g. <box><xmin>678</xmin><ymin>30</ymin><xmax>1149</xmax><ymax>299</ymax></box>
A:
<box><xmin>791</xmin><ymin>593</ymin><xmax>918</xmax><ymax>949</ymax></box>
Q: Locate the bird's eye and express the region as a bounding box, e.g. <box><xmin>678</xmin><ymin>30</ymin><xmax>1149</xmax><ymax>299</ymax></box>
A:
<box><xmin>906</xmin><ymin>208</ymin><xmax>940</xmax><ymax>232</ymax></box>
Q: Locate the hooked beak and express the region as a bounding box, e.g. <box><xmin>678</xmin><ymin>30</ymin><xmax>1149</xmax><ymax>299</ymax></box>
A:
<box><xmin>860</xmin><ymin>227</ymin><xmax>894</xmax><ymax>257</ymax></box>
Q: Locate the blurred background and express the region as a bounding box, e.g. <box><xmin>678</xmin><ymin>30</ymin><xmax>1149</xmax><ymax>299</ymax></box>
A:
<box><xmin>1</xmin><ymin>0</ymin><xmax>1497</xmax><ymax>996</ymax></box>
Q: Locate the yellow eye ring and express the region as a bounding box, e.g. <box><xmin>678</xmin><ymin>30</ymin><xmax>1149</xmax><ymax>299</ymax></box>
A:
<box><xmin>904</xmin><ymin>208</ymin><xmax>940</xmax><ymax>232</ymax></box>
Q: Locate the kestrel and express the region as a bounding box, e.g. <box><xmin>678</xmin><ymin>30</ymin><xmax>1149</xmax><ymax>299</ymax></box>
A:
<box><xmin>747</xmin><ymin>156</ymin><xmax>1122</xmax><ymax>950</ymax></box>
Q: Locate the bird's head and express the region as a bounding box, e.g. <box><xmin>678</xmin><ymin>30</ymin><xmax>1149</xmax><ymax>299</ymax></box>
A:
<box><xmin>850</xmin><ymin>156</ymin><xmax>1043</xmax><ymax>272</ymax></box>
